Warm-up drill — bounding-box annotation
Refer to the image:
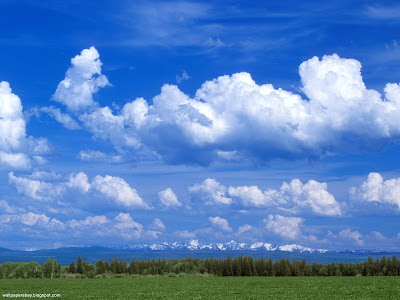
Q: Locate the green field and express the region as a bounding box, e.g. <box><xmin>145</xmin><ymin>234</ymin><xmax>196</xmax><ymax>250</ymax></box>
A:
<box><xmin>1</xmin><ymin>277</ymin><xmax>399</xmax><ymax>299</ymax></box>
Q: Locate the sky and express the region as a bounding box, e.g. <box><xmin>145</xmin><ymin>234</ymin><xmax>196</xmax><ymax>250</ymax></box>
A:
<box><xmin>1</xmin><ymin>0</ymin><xmax>400</xmax><ymax>250</ymax></box>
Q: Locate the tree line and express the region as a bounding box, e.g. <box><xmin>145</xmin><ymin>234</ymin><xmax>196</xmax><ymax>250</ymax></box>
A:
<box><xmin>1</xmin><ymin>255</ymin><xmax>400</xmax><ymax>279</ymax></box>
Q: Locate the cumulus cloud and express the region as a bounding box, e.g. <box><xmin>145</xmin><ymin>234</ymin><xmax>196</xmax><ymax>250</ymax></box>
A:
<box><xmin>229</xmin><ymin>179</ymin><xmax>341</xmax><ymax>216</ymax></box>
<box><xmin>189</xmin><ymin>178</ymin><xmax>232</xmax><ymax>205</ymax></box>
<box><xmin>0</xmin><ymin>82</ymin><xmax>50</xmax><ymax>169</ymax></box>
<box><xmin>237</xmin><ymin>224</ymin><xmax>252</xmax><ymax>234</ymax></box>
<box><xmin>0</xmin><ymin>152</ymin><xmax>31</xmax><ymax>169</ymax></box>
<box><xmin>92</xmin><ymin>175</ymin><xmax>148</xmax><ymax>208</ymax></box>
<box><xmin>350</xmin><ymin>172</ymin><xmax>400</xmax><ymax>209</ymax></box>
<box><xmin>66</xmin><ymin>172</ymin><xmax>91</xmax><ymax>193</ymax></box>
<box><xmin>114</xmin><ymin>212</ymin><xmax>143</xmax><ymax>239</ymax></box>
<box><xmin>79</xmin><ymin>106</ymin><xmax>140</xmax><ymax>152</ymax></box>
<box><xmin>158</xmin><ymin>188</ymin><xmax>181</xmax><ymax>208</ymax></box>
<box><xmin>265</xmin><ymin>214</ymin><xmax>303</xmax><ymax>240</ymax></box>
<box><xmin>0</xmin><ymin>211</ymin><xmax>164</xmax><ymax>248</ymax></box>
<box><xmin>69</xmin><ymin>215</ymin><xmax>109</xmax><ymax>228</ymax></box>
<box><xmin>8</xmin><ymin>172</ymin><xmax>61</xmax><ymax>201</ymax></box>
<box><xmin>228</xmin><ymin>185</ymin><xmax>273</xmax><ymax>207</ymax></box>
<box><xmin>67</xmin><ymin>213</ymin><xmax>144</xmax><ymax>241</ymax></box>
<box><xmin>49</xmin><ymin>49</ymin><xmax>400</xmax><ymax>165</ymax></box>
<box><xmin>189</xmin><ymin>177</ymin><xmax>340</xmax><ymax>216</ymax></box>
<box><xmin>0</xmin><ymin>212</ymin><xmax>63</xmax><ymax>228</ymax></box>
<box><xmin>9</xmin><ymin>171</ymin><xmax>149</xmax><ymax>212</ymax></box>
<box><xmin>338</xmin><ymin>228</ymin><xmax>364</xmax><ymax>246</ymax></box>
<box><xmin>53</xmin><ymin>47</ymin><xmax>109</xmax><ymax>111</ymax></box>
<box><xmin>41</xmin><ymin>107</ymin><xmax>81</xmax><ymax>130</ymax></box>
<box><xmin>209</xmin><ymin>216</ymin><xmax>232</xmax><ymax>232</ymax></box>
<box><xmin>0</xmin><ymin>81</ymin><xmax>26</xmax><ymax>150</ymax></box>
<box><xmin>277</xmin><ymin>179</ymin><xmax>341</xmax><ymax>216</ymax></box>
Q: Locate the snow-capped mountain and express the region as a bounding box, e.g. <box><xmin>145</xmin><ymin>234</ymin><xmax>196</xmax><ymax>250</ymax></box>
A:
<box><xmin>124</xmin><ymin>240</ymin><xmax>328</xmax><ymax>253</ymax></box>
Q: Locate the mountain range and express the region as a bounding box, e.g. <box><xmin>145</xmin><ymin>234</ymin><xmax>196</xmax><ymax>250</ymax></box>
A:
<box><xmin>123</xmin><ymin>240</ymin><xmax>329</xmax><ymax>253</ymax></box>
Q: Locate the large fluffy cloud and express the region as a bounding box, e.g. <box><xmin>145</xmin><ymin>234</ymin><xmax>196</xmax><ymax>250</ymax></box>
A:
<box><xmin>0</xmin><ymin>212</ymin><xmax>63</xmax><ymax>228</ymax></box>
<box><xmin>209</xmin><ymin>216</ymin><xmax>232</xmax><ymax>232</ymax></box>
<box><xmin>350</xmin><ymin>172</ymin><xmax>400</xmax><ymax>209</ymax></box>
<box><xmin>0</xmin><ymin>82</ymin><xmax>50</xmax><ymax>169</ymax></box>
<box><xmin>92</xmin><ymin>175</ymin><xmax>148</xmax><ymax>208</ymax></box>
<box><xmin>275</xmin><ymin>179</ymin><xmax>341</xmax><ymax>216</ymax></box>
<box><xmin>8</xmin><ymin>171</ymin><xmax>149</xmax><ymax>211</ymax></box>
<box><xmin>189</xmin><ymin>178</ymin><xmax>232</xmax><ymax>205</ymax></box>
<box><xmin>158</xmin><ymin>188</ymin><xmax>182</xmax><ymax>208</ymax></box>
<box><xmin>53</xmin><ymin>47</ymin><xmax>109</xmax><ymax>112</ymax></box>
<box><xmin>190</xmin><ymin>177</ymin><xmax>341</xmax><ymax>216</ymax></box>
<box><xmin>8</xmin><ymin>172</ymin><xmax>61</xmax><ymax>201</ymax></box>
<box><xmin>48</xmin><ymin>48</ymin><xmax>400</xmax><ymax>165</ymax></box>
<box><xmin>265</xmin><ymin>214</ymin><xmax>303</xmax><ymax>240</ymax></box>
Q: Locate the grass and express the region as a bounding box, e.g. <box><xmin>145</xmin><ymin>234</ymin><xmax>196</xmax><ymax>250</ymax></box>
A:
<box><xmin>0</xmin><ymin>277</ymin><xmax>400</xmax><ymax>299</ymax></box>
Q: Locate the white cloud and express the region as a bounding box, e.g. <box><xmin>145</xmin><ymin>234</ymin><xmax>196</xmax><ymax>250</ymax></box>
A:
<box><xmin>0</xmin><ymin>82</ymin><xmax>49</xmax><ymax>169</ymax></box>
<box><xmin>77</xmin><ymin>150</ymin><xmax>123</xmax><ymax>163</ymax></box>
<box><xmin>176</xmin><ymin>71</ymin><xmax>190</xmax><ymax>83</ymax></box>
<box><xmin>228</xmin><ymin>179</ymin><xmax>341</xmax><ymax>216</ymax></box>
<box><xmin>114</xmin><ymin>212</ymin><xmax>143</xmax><ymax>231</ymax></box>
<box><xmin>228</xmin><ymin>185</ymin><xmax>273</xmax><ymax>207</ymax></box>
<box><xmin>66</xmin><ymin>172</ymin><xmax>91</xmax><ymax>193</ymax></box>
<box><xmin>60</xmin><ymin>51</ymin><xmax>400</xmax><ymax>165</ymax></box>
<box><xmin>41</xmin><ymin>107</ymin><xmax>81</xmax><ymax>130</ymax></box>
<box><xmin>338</xmin><ymin>228</ymin><xmax>364</xmax><ymax>246</ymax></box>
<box><xmin>79</xmin><ymin>106</ymin><xmax>140</xmax><ymax>151</ymax></box>
<box><xmin>265</xmin><ymin>214</ymin><xmax>303</xmax><ymax>240</ymax></box>
<box><xmin>53</xmin><ymin>46</ymin><xmax>109</xmax><ymax>111</ymax></box>
<box><xmin>208</xmin><ymin>216</ymin><xmax>232</xmax><ymax>232</ymax></box>
<box><xmin>152</xmin><ymin>218</ymin><xmax>166</xmax><ymax>230</ymax></box>
<box><xmin>0</xmin><ymin>152</ymin><xmax>31</xmax><ymax>169</ymax></box>
<box><xmin>158</xmin><ymin>188</ymin><xmax>181</xmax><ymax>208</ymax></box>
<box><xmin>350</xmin><ymin>172</ymin><xmax>400</xmax><ymax>209</ymax></box>
<box><xmin>0</xmin><ymin>212</ymin><xmax>61</xmax><ymax>227</ymax></box>
<box><xmin>0</xmin><ymin>81</ymin><xmax>26</xmax><ymax>150</ymax></box>
<box><xmin>189</xmin><ymin>178</ymin><xmax>232</xmax><ymax>205</ymax></box>
<box><xmin>0</xmin><ymin>200</ymin><xmax>21</xmax><ymax>214</ymax></box>
<box><xmin>237</xmin><ymin>224</ymin><xmax>252</xmax><ymax>234</ymax></box>
<box><xmin>69</xmin><ymin>215</ymin><xmax>109</xmax><ymax>228</ymax></box>
<box><xmin>278</xmin><ymin>179</ymin><xmax>341</xmax><ymax>216</ymax></box>
<box><xmin>8</xmin><ymin>172</ymin><xmax>60</xmax><ymax>201</ymax></box>
<box><xmin>92</xmin><ymin>175</ymin><xmax>148</xmax><ymax>208</ymax></box>
<box><xmin>9</xmin><ymin>171</ymin><xmax>151</xmax><ymax>213</ymax></box>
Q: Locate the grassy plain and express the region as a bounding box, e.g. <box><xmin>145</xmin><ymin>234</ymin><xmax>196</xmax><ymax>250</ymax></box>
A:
<box><xmin>0</xmin><ymin>276</ymin><xmax>399</xmax><ymax>299</ymax></box>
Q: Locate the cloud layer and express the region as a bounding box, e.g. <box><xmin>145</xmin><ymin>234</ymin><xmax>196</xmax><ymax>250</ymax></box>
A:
<box><xmin>8</xmin><ymin>171</ymin><xmax>149</xmax><ymax>212</ymax></box>
<box><xmin>47</xmin><ymin>48</ymin><xmax>400</xmax><ymax>166</ymax></box>
<box><xmin>189</xmin><ymin>177</ymin><xmax>341</xmax><ymax>216</ymax></box>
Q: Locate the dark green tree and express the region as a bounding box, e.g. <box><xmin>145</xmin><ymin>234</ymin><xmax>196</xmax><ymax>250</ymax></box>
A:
<box><xmin>68</xmin><ymin>261</ymin><xmax>76</xmax><ymax>273</ymax></box>
<box><xmin>76</xmin><ymin>256</ymin><xmax>83</xmax><ymax>274</ymax></box>
<box><xmin>42</xmin><ymin>258</ymin><xmax>54</xmax><ymax>278</ymax></box>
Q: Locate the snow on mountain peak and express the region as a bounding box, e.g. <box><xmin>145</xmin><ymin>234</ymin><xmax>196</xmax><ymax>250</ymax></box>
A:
<box><xmin>124</xmin><ymin>240</ymin><xmax>327</xmax><ymax>253</ymax></box>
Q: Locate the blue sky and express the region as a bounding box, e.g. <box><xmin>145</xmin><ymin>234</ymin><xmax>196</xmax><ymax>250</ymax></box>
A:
<box><xmin>1</xmin><ymin>0</ymin><xmax>400</xmax><ymax>250</ymax></box>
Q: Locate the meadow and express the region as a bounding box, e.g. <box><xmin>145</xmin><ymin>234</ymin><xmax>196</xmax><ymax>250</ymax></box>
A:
<box><xmin>1</xmin><ymin>276</ymin><xmax>399</xmax><ymax>299</ymax></box>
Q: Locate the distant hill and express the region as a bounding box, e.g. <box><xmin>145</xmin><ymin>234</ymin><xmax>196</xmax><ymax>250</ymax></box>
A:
<box><xmin>0</xmin><ymin>247</ymin><xmax>13</xmax><ymax>252</ymax></box>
